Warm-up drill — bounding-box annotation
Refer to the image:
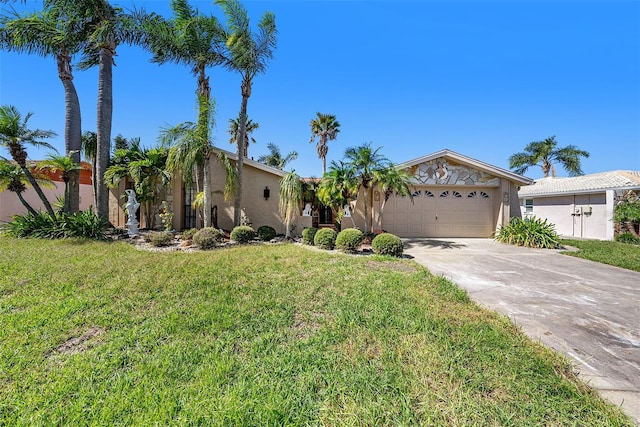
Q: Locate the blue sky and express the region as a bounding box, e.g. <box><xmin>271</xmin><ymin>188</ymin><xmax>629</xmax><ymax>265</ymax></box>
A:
<box><xmin>1</xmin><ymin>0</ymin><xmax>639</xmax><ymax>179</ymax></box>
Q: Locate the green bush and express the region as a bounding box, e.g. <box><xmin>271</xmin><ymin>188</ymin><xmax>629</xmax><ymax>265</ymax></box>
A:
<box><xmin>180</xmin><ymin>228</ymin><xmax>198</xmax><ymax>240</ymax></box>
<box><xmin>0</xmin><ymin>208</ymin><xmax>106</xmax><ymax>240</ymax></box>
<box><xmin>302</xmin><ymin>227</ymin><xmax>318</xmax><ymax>245</ymax></box>
<box><xmin>192</xmin><ymin>227</ymin><xmax>225</xmax><ymax>249</ymax></box>
<box><xmin>372</xmin><ymin>233</ymin><xmax>404</xmax><ymax>257</ymax></box>
<box><xmin>615</xmin><ymin>232</ymin><xmax>640</xmax><ymax>245</ymax></box>
<box><xmin>230</xmin><ymin>225</ymin><xmax>256</xmax><ymax>243</ymax></box>
<box><xmin>257</xmin><ymin>225</ymin><xmax>277</xmax><ymax>241</ymax></box>
<box><xmin>314</xmin><ymin>228</ymin><xmax>337</xmax><ymax>250</ymax></box>
<box><xmin>335</xmin><ymin>228</ymin><xmax>364</xmax><ymax>253</ymax></box>
<box><xmin>495</xmin><ymin>216</ymin><xmax>560</xmax><ymax>249</ymax></box>
<box><xmin>148</xmin><ymin>231</ymin><xmax>174</xmax><ymax>247</ymax></box>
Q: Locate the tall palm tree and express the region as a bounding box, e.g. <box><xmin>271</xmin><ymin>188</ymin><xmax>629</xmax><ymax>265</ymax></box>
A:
<box><xmin>257</xmin><ymin>142</ymin><xmax>297</xmax><ymax>170</ymax></box>
<box><xmin>38</xmin><ymin>151</ymin><xmax>83</xmax><ymax>214</ymax></box>
<box><xmin>279</xmin><ymin>170</ymin><xmax>302</xmax><ymax>239</ymax></box>
<box><xmin>139</xmin><ymin>0</ymin><xmax>225</xmax><ymax>227</ymax></box>
<box><xmin>317</xmin><ymin>160</ymin><xmax>358</xmax><ymax>228</ymax></box>
<box><xmin>0</xmin><ymin>105</ymin><xmax>57</xmax><ymax>217</ymax></box>
<box><xmin>1</xmin><ymin>2</ymin><xmax>87</xmax><ymax>213</ymax></box>
<box><xmin>0</xmin><ymin>159</ymin><xmax>54</xmax><ymax>216</ymax></box>
<box><xmin>309</xmin><ymin>112</ymin><xmax>340</xmax><ymax>174</ymax></box>
<box><xmin>228</xmin><ymin>116</ymin><xmax>259</xmax><ymax>157</ymax></box>
<box><xmin>509</xmin><ymin>136</ymin><xmax>590</xmax><ymax>178</ymax></box>
<box><xmin>344</xmin><ymin>143</ymin><xmax>391</xmax><ymax>234</ymax></box>
<box><xmin>81</xmin><ymin>130</ymin><xmax>97</xmax><ymax>205</ymax></box>
<box><xmin>216</xmin><ymin>0</ymin><xmax>277</xmax><ymax>226</ymax></box>
<box><xmin>373</xmin><ymin>167</ymin><xmax>414</xmax><ymax>231</ymax></box>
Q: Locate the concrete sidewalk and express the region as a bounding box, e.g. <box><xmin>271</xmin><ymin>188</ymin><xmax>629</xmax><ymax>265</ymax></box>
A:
<box><xmin>403</xmin><ymin>238</ymin><xmax>640</xmax><ymax>424</ymax></box>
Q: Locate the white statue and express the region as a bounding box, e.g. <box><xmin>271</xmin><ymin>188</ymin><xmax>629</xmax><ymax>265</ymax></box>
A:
<box><xmin>125</xmin><ymin>189</ymin><xmax>140</xmax><ymax>237</ymax></box>
<box><xmin>302</xmin><ymin>203</ymin><xmax>312</xmax><ymax>216</ymax></box>
<box><xmin>342</xmin><ymin>204</ymin><xmax>351</xmax><ymax>218</ymax></box>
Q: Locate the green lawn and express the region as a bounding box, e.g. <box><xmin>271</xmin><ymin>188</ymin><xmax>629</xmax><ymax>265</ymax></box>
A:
<box><xmin>562</xmin><ymin>239</ymin><xmax>640</xmax><ymax>272</ymax></box>
<box><xmin>0</xmin><ymin>237</ymin><xmax>632</xmax><ymax>426</ymax></box>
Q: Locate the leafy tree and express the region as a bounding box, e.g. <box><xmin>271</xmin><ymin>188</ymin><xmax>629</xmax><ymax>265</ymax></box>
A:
<box><xmin>509</xmin><ymin>136</ymin><xmax>590</xmax><ymax>177</ymax></box>
<box><xmin>216</xmin><ymin>0</ymin><xmax>277</xmax><ymax>226</ymax></box>
<box><xmin>374</xmin><ymin>166</ymin><xmax>414</xmax><ymax>231</ymax></box>
<box><xmin>344</xmin><ymin>143</ymin><xmax>391</xmax><ymax>234</ymax></box>
<box><xmin>139</xmin><ymin>0</ymin><xmax>225</xmax><ymax>227</ymax></box>
<box><xmin>0</xmin><ymin>105</ymin><xmax>57</xmax><ymax>217</ymax></box>
<box><xmin>309</xmin><ymin>112</ymin><xmax>340</xmax><ymax>174</ymax></box>
<box><xmin>257</xmin><ymin>142</ymin><xmax>297</xmax><ymax>170</ymax></box>
<box><xmin>1</xmin><ymin>1</ymin><xmax>87</xmax><ymax>213</ymax></box>
<box><xmin>0</xmin><ymin>159</ymin><xmax>53</xmax><ymax>216</ymax></box>
<box><xmin>38</xmin><ymin>151</ymin><xmax>83</xmax><ymax>214</ymax></box>
<box><xmin>279</xmin><ymin>170</ymin><xmax>302</xmax><ymax>239</ymax></box>
<box><xmin>228</xmin><ymin>116</ymin><xmax>258</xmax><ymax>157</ymax></box>
<box><xmin>317</xmin><ymin>160</ymin><xmax>358</xmax><ymax>228</ymax></box>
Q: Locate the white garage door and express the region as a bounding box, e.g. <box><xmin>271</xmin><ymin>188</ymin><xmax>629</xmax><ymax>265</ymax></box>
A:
<box><xmin>382</xmin><ymin>187</ymin><xmax>496</xmax><ymax>238</ymax></box>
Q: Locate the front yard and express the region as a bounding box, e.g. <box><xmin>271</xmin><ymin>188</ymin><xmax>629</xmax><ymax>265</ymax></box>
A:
<box><xmin>0</xmin><ymin>237</ymin><xmax>632</xmax><ymax>425</ymax></box>
<box><xmin>562</xmin><ymin>239</ymin><xmax>640</xmax><ymax>272</ymax></box>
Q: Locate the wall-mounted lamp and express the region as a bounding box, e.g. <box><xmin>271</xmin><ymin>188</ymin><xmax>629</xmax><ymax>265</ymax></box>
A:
<box><xmin>263</xmin><ymin>186</ymin><xmax>270</xmax><ymax>200</ymax></box>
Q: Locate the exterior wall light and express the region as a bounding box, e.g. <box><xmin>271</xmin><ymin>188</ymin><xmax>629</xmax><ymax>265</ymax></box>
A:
<box><xmin>263</xmin><ymin>186</ymin><xmax>270</xmax><ymax>200</ymax></box>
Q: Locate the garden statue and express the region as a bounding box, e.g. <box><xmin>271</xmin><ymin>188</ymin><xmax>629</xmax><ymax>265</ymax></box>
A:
<box><xmin>342</xmin><ymin>204</ymin><xmax>351</xmax><ymax>217</ymax></box>
<box><xmin>125</xmin><ymin>189</ymin><xmax>140</xmax><ymax>237</ymax></box>
<box><xmin>302</xmin><ymin>203</ymin><xmax>312</xmax><ymax>216</ymax></box>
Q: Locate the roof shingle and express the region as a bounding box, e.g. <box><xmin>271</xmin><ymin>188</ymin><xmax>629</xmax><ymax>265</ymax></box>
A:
<box><xmin>518</xmin><ymin>170</ymin><xmax>640</xmax><ymax>197</ymax></box>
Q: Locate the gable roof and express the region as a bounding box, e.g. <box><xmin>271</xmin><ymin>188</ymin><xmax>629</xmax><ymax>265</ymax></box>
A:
<box><xmin>396</xmin><ymin>149</ymin><xmax>533</xmax><ymax>185</ymax></box>
<box><xmin>519</xmin><ymin>170</ymin><xmax>640</xmax><ymax>197</ymax></box>
<box><xmin>212</xmin><ymin>146</ymin><xmax>288</xmax><ymax>178</ymax></box>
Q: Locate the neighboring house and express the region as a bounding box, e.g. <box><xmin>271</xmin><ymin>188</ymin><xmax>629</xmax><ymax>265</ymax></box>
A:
<box><xmin>0</xmin><ymin>162</ymin><xmax>94</xmax><ymax>222</ymax></box>
<box><xmin>109</xmin><ymin>148</ymin><xmax>532</xmax><ymax>238</ymax></box>
<box><xmin>518</xmin><ymin>171</ymin><xmax>640</xmax><ymax>240</ymax></box>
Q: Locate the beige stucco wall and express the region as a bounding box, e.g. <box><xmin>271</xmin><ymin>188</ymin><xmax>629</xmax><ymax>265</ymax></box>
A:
<box><xmin>1</xmin><ymin>182</ymin><xmax>94</xmax><ymax>222</ymax></box>
<box><xmin>108</xmin><ymin>180</ymin><xmax>170</xmax><ymax>229</ymax></box>
<box><xmin>520</xmin><ymin>192</ymin><xmax>610</xmax><ymax>240</ymax></box>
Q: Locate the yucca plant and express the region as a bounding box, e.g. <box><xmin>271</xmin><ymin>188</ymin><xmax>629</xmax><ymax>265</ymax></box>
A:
<box><xmin>495</xmin><ymin>216</ymin><xmax>561</xmax><ymax>249</ymax></box>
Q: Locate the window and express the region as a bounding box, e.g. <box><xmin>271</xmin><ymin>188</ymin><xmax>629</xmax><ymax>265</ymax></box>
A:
<box><xmin>480</xmin><ymin>191</ymin><xmax>490</xmax><ymax>199</ymax></box>
<box><xmin>525</xmin><ymin>199</ymin><xmax>533</xmax><ymax>214</ymax></box>
<box><xmin>440</xmin><ymin>190</ymin><xmax>449</xmax><ymax>198</ymax></box>
<box><xmin>467</xmin><ymin>191</ymin><xmax>477</xmax><ymax>198</ymax></box>
<box><xmin>412</xmin><ymin>190</ymin><xmax>422</xmax><ymax>197</ymax></box>
<box><xmin>453</xmin><ymin>191</ymin><xmax>462</xmax><ymax>198</ymax></box>
<box><xmin>425</xmin><ymin>190</ymin><xmax>435</xmax><ymax>198</ymax></box>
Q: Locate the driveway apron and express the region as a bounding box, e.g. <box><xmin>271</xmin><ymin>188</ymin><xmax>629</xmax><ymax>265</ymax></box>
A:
<box><xmin>403</xmin><ymin>238</ymin><xmax>640</xmax><ymax>424</ymax></box>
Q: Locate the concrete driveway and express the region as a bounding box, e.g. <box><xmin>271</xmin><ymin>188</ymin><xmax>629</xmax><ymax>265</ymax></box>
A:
<box><xmin>403</xmin><ymin>238</ymin><xmax>640</xmax><ymax>424</ymax></box>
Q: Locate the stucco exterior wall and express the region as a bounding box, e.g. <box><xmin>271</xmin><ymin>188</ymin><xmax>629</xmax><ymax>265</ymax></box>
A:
<box><xmin>1</xmin><ymin>182</ymin><xmax>94</xmax><ymax>222</ymax></box>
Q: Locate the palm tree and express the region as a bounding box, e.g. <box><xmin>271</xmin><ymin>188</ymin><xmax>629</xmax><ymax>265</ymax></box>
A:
<box><xmin>139</xmin><ymin>0</ymin><xmax>226</xmax><ymax>227</ymax></box>
<box><xmin>0</xmin><ymin>105</ymin><xmax>57</xmax><ymax>217</ymax></box>
<box><xmin>228</xmin><ymin>116</ymin><xmax>259</xmax><ymax>157</ymax></box>
<box><xmin>0</xmin><ymin>159</ymin><xmax>54</xmax><ymax>216</ymax></box>
<box><xmin>344</xmin><ymin>143</ymin><xmax>391</xmax><ymax>234</ymax></box>
<box><xmin>38</xmin><ymin>151</ymin><xmax>83</xmax><ymax>214</ymax></box>
<box><xmin>81</xmin><ymin>130</ymin><xmax>97</xmax><ymax>205</ymax></box>
<box><xmin>1</xmin><ymin>2</ymin><xmax>87</xmax><ymax>213</ymax></box>
<box><xmin>509</xmin><ymin>136</ymin><xmax>590</xmax><ymax>178</ymax></box>
<box><xmin>257</xmin><ymin>142</ymin><xmax>297</xmax><ymax>170</ymax></box>
<box><xmin>373</xmin><ymin>167</ymin><xmax>414</xmax><ymax>231</ymax></box>
<box><xmin>309</xmin><ymin>113</ymin><xmax>340</xmax><ymax>174</ymax></box>
<box><xmin>279</xmin><ymin>170</ymin><xmax>302</xmax><ymax>239</ymax></box>
<box><xmin>216</xmin><ymin>0</ymin><xmax>277</xmax><ymax>226</ymax></box>
<box><xmin>317</xmin><ymin>160</ymin><xmax>358</xmax><ymax>228</ymax></box>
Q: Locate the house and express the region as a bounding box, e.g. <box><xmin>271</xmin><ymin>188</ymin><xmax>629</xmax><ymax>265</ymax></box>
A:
<box><xmin>0</xmin><ymin>162</ymin><xmax>94</xmax><ymax>222</ymax></box>
<box><xmin>518</xmin><ymin>171</ymin><xmax>640</xmax><ymax>240</ymax></box>
<box><xmin>109</xmin><ymin>148</ymin><xmax>533</xmax><ymax>238</ymax></box>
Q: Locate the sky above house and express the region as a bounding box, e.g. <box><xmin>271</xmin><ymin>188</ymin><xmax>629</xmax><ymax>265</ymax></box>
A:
<box><xmin>1</xmin><ymin>0</ymin><xmax>639</xmax><ymax>180</ymax></box>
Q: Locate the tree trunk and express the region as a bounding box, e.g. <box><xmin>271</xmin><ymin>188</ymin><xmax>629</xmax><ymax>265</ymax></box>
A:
<box><xmin>95</xmin><ymin>45</ymin><xmax>114</xmax><ymax>221</ymax></box>
<box><xmin>16</xmin><ymin>191</ymin><xmax>38</xmax><ymax>216</ymax></box>
<box><xmin>203</xmin><ymin>155</ymin><xmax>211</xmax><ymax>228</ymax></box>
<box><xmin>21</xmin><ymin>166</ymin><xmax>56</xmax><ymax>218</ymax></box>
<box><xmin>58</xmin><ymin>51</ymin><xmax>81</xmax><ymax>214</ymax></box>
<box><xmin>233</xmin><ymin>80</ymin><xmax>251</xmax><ymax>227</ymax></box>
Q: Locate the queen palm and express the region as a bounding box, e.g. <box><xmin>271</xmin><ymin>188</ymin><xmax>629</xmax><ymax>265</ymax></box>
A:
<box><xmin>317</xmin><ymin>160</ymin><xmax>358</xmax><ymax>228</ymax></box>
<box><xmin>373</xmin><ymin>166</ymin><xmax>414</xmax><ymax>231</ymax></box>
<box><xmin>0</xmin><ymin>159</ymin><xmax>54</xmax><ymax>216</ymax></box>
<box><xmin>81</xmin><ymin>130</ymin><xmax>98</xmax><ymax>205</ymax></box>
<box><xmin>509</xmin><ymin>136</ymin><xmax>590</xmax><ymax>177</ymax></box>
<box><xmin>38</xmin><ymin>151</ymin><xmax>83</xmax><ymax>214</ymax></box>
<box><xmin>216</xmin><ymin>0</ymin><xmax>277</xmax><ymax>226</ymax></box>
<box><xmin>0</xmin><ymin>105</ymin><xmax>57</xmax><ymax>217</ymax></box>
<box><xmin>228</xmin><ymin>116</ymin><xmax>259</xmax><ymax>157</ymax></box>
<box><xmin>1</xmin><ymin>2</ymin><xmax>87</xmax><ymax>213</ymax></box>
<box><xmin>309</xmin><ymin>113</ymin><xmax>340</xmax><ymax>174</ymax></box>
<box><xmin>139</xmin><ymin>0</ymin><xmax>225</xmax><ymax>227</ymax></box>
<box><xmin>257</xmin><ymin>142</ymin><xmax>298</xmax><ymax>170</ymax></box>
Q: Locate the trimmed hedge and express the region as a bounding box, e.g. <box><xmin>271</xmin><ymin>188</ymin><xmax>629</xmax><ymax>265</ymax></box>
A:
<box><xmin>302</xmin><ymin>227</ymin><xmax>318</xmax><ymax>245</ymax></box>
<box><xmin>257</xmin><ymin>225</ymin><xmax>277</xmax><ymax>241</ymax></box>
<box><xmin>372</xmin><ymin>233</ymin><xmax>404</xmax><ymax>257</ymax></box>
<box><xmin>314</xmin><ymin>228</ymin><xmax>337</xmax><ymax>250</ymax></box>
<box><xmin>335</xmin><ymin>228</ymin><xmax>364</xmax><ymax>253</ymax></box>
<box><xmin>231</xmin><ymin>225</ymin><xmax>256</xmax><ymax>243</ymax></box>
<box><xmin>193</xmin><ymin>227</ymin><xmax>225</xmax><ymax>249</ymax></box>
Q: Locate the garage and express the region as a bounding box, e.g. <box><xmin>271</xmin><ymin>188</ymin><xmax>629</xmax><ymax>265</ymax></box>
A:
<box><xmin>382</xmin><ymin>186</ymin><xmax>498</xmax><ymax>238</ymax></box>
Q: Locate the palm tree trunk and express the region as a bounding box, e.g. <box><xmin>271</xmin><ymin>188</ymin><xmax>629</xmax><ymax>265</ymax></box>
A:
<box><xmin>203</xmin><ymin>155</ymin><xmax>211</xmax><ymax>228</ymax></box>
<box><xmin>233</xmin><ymin>85</ymin><xmax>250</xmax><ymax>227</ymax></box>
<box><xmin>16</xmin><ymin>191</ymin><xmax>38</xmax><ymax>216</ymax></box>
<box><xmin>95</xmin><ymin>45</ymin><xmax>114</xmax><ymax>221</ymax></box>
<box><xmin>58</xmin><ymin>51</ymin><xmax>81</xmax><ymax>214</ymax></box>
<box><xmin>21</xmin><ymin>166</ymin><xmax>56</xmax><ymax>217</ymax></box>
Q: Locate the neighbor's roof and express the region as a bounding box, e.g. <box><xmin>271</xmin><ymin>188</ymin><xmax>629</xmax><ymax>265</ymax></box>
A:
<box><xmin>519</xmin><ymin>170</ymin><xmax>640</xmax><ymax>197</ymax></box>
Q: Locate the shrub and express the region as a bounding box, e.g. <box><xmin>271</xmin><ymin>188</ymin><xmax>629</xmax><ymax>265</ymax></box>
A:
<box><xmin>314</xmin><ymin>228</ymin><xmax>337</xmax><ymax>250</ymax></box>
<box><xmin>257</xmin><ymin>225</ymin><xmax>277</xmax><ymax>241</ymax></box>
<box><xmin>192</xmin><ymin>227</ymin><xmax>225</xmax><ymax>249</ymax></box>
<box><xmin>148</xmin><ymin>231</ymin><xmax>174</xmax><ymax>247</ymax></box>
<box><xmin>180</xmin><ymin>228</ymin><xmax>198</xmax><ymax>241</ymax></box>
<box><xmin>230</xmin><ymin>225</ymin><xmax>256</xmax><ymax>243</ymax></box>
<box><xmin>615</xmin><ymin>232</ymin><xmax>640</xmax><ymax>245</ymax></box>
<box><xmin>302</xmin><ymin>227</ymin><xmax>318</xmax><ymax>245</ymax></box>
<box><xmin>335</xmin><ymin>228</ymin><xmax>364</xmax><ymax>253</ymax></box>
<box><xmin>0</xmin><ymin>208</ymin><xmax>106</xmax><ymax>240</ymax></box>
<box><xmin>495</xmin><ymin>216</ymin><xmax>560</xmax><ymax>249</ymax></box>
<box><xmin>372</xmin><ymin>233</ymin><xmax>404</xmax><ymax>257</ymax></box>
